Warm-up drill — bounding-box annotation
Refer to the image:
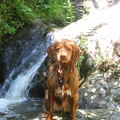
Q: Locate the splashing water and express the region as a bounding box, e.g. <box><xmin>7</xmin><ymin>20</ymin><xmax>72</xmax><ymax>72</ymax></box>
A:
<box><xmin>0</xmin><ymin>34</ymin><xmax>51</xmax><ymax>119</ymax></box>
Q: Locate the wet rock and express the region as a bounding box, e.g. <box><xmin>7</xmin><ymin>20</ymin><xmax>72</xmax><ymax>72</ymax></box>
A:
<box><xmin>29</xmin><ymin>57</ymin><xmax>50</xmax><ymax>98</ymax></box>
<box><xmin>0</xmin><ymin>19</ymin><xmax>48</xmax><ymax>85</ymax></box>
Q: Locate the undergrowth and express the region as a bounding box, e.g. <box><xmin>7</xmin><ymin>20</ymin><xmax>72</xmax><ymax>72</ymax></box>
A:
<box><xmin>98</xmin><ymin>60</ymin><xmax>120</xmax><ymax>79</ymax></box>
<box><xmin>0</xmin><ymin>0</ymin><xmax>82</xmax><ymax>55</ymax></box>
<box><xmin>76</xmin><ymin>35</ymin><xmax>87</xmax><ymax>77</ymax></box>
<box><xmin>0</xmin><ymin>0</ymin><xmax>33</xmax><ymax>54</ymax></box>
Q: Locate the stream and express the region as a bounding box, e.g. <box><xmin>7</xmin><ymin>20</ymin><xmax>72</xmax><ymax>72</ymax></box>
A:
<box><xmin>0</xmin><ymin>33</ymin><xmax>51</xmax><ymax>120</ymax></box>
<box><xmin>1</xmin><ymin>1</ymin><xmax>120</xmax><ymax>119</ymax></box>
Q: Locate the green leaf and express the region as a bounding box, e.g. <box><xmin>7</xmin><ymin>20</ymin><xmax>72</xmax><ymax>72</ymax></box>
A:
<box><xmin>9</xmin><ymin>27</ymin><xmax>13</xmax><ymax>34</ymax></box>
<box><xmin>80</xmin><ymin>56</ymin><xmax>85</xmax><ymax>60</ymax></box>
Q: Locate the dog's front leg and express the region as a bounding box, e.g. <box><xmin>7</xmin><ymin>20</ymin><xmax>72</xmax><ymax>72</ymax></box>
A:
<box><xmin>47</xmin><ymin>92</ymin><xmax>54</xmax><ymax>120</ymax></box>
<box><xmin>70</xmin><ymin>96</ymin><xmax>76</xmax><ymax>120</ymax></box>
<box><xmin>70</xmin><ymin>92</ymin><xmax>79</xmax><ymax>120</ymax></box>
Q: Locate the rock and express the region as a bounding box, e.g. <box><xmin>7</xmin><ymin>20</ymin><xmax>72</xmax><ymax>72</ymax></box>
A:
<box><xmin>78</xmin><ymin>69</ymin><xmax>120</xmax><ymax>119</ymax></box>
<box><xmin>76</xmin><ymin>109</ymin><xmax>120</xmax><ymax>120</ymax></box>
<box><xmin>0</xmin><ymin>19</ymin><xmax>48</xmax><ymax>85</ymax></box>
<box><xmin>110</xmin><ymin>112</ymin><xmax>120</xmax><ymax>120</ymax></box>
<box><xmin>30</xmin><ymin>112</ymin><xmax>70</xmax><ymax>120</ymax></box>
<box><xmin>49</xmin><ymin>2</ymin><xmax>120</xmax><ymax>80</ymax></box>
<box><xmin>29</xmin><ymin>57</ymin><xmax>50</xmax><ymax>98</ymax></box>
<box><xmin>73</xmin><ymin>0</ymin><xmax>85</xmax><ymax>21</ymax></box>
<box><xmin>31</xmin><ymin>109</ymin><xmax>120</xmax><ymax>120</ymax></box>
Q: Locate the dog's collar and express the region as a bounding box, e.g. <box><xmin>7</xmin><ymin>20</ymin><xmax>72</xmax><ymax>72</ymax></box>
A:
<box><xmin>58</xmin><ymin>75</ymin><xmax>62</xmax><ymax>87</ymax></box>
<box><xmin>58</xmin><ymin>69</ymin><xmax>63</xmax><ymax>87</ymax></box>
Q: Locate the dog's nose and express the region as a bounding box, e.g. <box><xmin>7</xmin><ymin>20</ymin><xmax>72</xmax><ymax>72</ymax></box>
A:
<box><xmin>61</xmin><ymin>53</ymin><xmax>66</xmax><ymax>58</ymax></box>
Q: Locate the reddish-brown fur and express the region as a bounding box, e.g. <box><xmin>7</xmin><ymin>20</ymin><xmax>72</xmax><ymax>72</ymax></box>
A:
<box><xmin>44</xmin><ymin>39</ymin><xmax>82</xmax><ymax>120</ymax></box>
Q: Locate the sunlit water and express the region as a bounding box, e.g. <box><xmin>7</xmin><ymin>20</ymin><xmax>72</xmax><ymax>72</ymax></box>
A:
<box><xmin>0</xmin><ymin>34</ymin><xmax>51</xmax><ymax>120</ymax></box>
<box><xmin>0</xmin><ymin>98</ymin><xmax>45</xmax><ymax>120</ymax></box>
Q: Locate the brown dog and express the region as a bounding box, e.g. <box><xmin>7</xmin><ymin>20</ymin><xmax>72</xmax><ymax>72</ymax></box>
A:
<box><xmin>44</xmin><ymin>39</ymin><xmax>82</xmax><ymax>120</ymax></box>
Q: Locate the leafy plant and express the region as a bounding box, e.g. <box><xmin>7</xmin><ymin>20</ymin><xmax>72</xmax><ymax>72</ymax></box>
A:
<box><xmin>76</xmin><ymin>35</ymin><xmax>87</xmax><ymax>75</ymax></box>
<box><xmin>98</xmin><ymin>60</ymin><xmax>120</xmax><ymax>79</ymax></box>
<box><xmin>77</xmin><ymin>55</ymin><xmax>85</xmax><ymax>75</ymax></box>
<box><xmin>78</xmin><ymin>35</ymin><xmax>87</xmax><ymax>49</ymax></box>
<box><xmin>28</xmin><ymin>0</ymin><xmax>76</xmax><ymax>26</ymax></box>
<box><xmin>0</xmin><ymin>0</ymin><xmax>34</xmax><ymax>54</ymax></box>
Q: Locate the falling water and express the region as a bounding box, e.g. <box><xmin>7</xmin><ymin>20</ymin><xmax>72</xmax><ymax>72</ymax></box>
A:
<box><xmin>0</xmin><ymin>33</ymin><xmax>51</xmax><ymax>120</ymax></box>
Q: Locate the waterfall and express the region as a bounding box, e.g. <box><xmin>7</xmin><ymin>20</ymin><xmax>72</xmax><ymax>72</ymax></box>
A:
<box><xmin>5</xmin><ymin>54</ymin><xmax>47</xmax><ymax>102</ymax></box>
<box><xmin>0</xmin><ymin>33</ymin><xmax>51</xmax><ymax>110</ymax></box>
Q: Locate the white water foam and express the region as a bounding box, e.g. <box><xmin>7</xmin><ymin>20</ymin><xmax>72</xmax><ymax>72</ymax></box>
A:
<box><xmin>0</xmin><ymin>53</ymin><xmax>47</xmax><ymax>111</ymax></box>
<box><xmin>0</xmin><ymin>53</ymin><xmax>47</xmax><ymax>117</ymax></box>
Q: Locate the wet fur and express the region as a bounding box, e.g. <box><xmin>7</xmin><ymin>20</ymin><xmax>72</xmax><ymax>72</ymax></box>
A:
<box><xmin>44</xmin><ymin>39</ymin><xmax>82</xmax><ymax>120</ymax></box>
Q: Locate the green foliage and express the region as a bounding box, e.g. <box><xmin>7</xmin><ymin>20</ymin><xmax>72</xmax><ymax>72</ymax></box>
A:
<box><xmin>26</xmin><ymin>0</ymin><xmax>76</xmax><ymax>26</ymax></box>
<box><xmin>76</xmin><ymin>35</ymin><xmax>87</xmax><ymax>75</ymax></box>
<box><xmin>0</xmin><ymin>0</ymin><xmax>33</xmax><ymax>54</ymax></box>
<box><xmin>78</xmin><ymin>35</ymin><xmax>87</xmax><ymax>49</ymax></box>
<box><xmin>77</xmin><ymin>55</ymin><xmax>85</xmax><ymax>75</ymax></box>
<box><xmin>98</xmin><ymin>60</ymin><xmax>120</xmax><ymax>79</ymax></box>
<box><xmin>82</xmin><ymin>0</ymin><xmax>90</xmax><ymax>17</ymax></box>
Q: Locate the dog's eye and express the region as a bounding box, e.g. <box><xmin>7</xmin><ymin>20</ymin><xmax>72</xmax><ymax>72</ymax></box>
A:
<box><xmin>68</xmin><ymin>47</ymin><xmax>71</xmax><ymax>50</ymax></box>
<box><xmin>57</xmin><ymin>47</ymin><xmax>60</xmax><ymax>50</ymax></box>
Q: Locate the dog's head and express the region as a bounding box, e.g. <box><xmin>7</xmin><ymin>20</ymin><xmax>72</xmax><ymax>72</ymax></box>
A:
<box><xmin>46</xmin><ymin>39</ymin><xmax>82</xmax><ymax>63</ymax></box>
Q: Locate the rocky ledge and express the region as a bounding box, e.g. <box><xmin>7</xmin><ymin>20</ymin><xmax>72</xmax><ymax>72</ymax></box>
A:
<box><xmin>31</xmin><ymin>70</ymin><xmax>120</xmax><ymax>120</ymax></box>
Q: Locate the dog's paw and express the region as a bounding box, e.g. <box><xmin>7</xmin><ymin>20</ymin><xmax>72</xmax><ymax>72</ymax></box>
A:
<box><xmin>42</xmin><ymin>112</ymin><xmax>53</xmax><ymax>120</ymax></box>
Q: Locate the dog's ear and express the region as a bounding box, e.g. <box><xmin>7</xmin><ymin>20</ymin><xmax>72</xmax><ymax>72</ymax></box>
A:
<box><xmin>72</xmin><ymin>44</ymin><xmax>82</xmax><ymax>62</ymax></box>
<box><xmin>46</xmin><ymin>43</ymin><xmax>56</xmax><ymax>59</ymax></box>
